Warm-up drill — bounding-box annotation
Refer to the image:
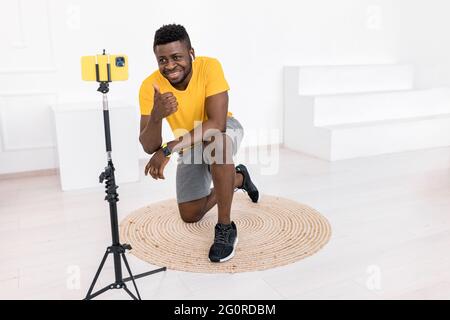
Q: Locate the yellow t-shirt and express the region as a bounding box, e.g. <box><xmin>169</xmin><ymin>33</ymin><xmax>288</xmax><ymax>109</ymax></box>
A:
<box><xmin>139</xmin><ymin>56</ymin><xmax>232</xmax><ymax>138</ymax></box>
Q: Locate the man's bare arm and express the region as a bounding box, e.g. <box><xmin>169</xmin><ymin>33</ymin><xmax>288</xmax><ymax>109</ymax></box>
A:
<box><xmin>139</xmin><ymin>114</ymin><xmax>163</xmax><ymax>154</ymax></box>
<box><xmin>139</xmin><ymin>84</ymin><xmax>178</xmax><ymax>154</ymax></box>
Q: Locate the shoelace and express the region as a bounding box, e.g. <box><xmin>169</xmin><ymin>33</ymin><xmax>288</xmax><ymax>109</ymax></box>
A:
<box><xmin>215</xmin><ymin>226</ymin><xmax>231</xmax><ymax>244</ymax></box>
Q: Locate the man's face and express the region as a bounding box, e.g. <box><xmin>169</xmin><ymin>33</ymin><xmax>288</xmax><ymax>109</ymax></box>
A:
<box><xmin>154</xmin><ymin>40</ymin><xmax>194</xmax><ymax>87</ymax></box>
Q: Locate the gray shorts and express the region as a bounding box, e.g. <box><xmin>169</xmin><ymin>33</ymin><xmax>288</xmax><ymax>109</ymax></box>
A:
<box><xmin>176</xmin><ymin>117</ymin><xmax>244</xmax><ymax>203</ymax></box>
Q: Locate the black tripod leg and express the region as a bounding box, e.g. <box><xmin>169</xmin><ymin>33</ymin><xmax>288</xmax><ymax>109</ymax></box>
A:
<box><xmin>85</xmin><ymin>283</ymin><xmax>114</xmax><ymax>300</ymax></box>
<box><xmin>85</xmin><ymin>249</ymin><xmax>110</xmax><ymax>299</ymax></box>
<box><xmin>123</xmin><ymin>285</ymin><xmax>139</xmax><ymax>300</ymax></box>
<box><xmin>124</xmin><ymin>266</ymin><xmax>167</xmax><ymax>282</ymax></box>
<box><xmin>121</xmin><ymin>253</ymin><xmax>142</xmax><ymax>300</ymax></box>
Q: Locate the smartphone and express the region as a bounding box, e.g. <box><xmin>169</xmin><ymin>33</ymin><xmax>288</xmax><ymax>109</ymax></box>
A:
<box><xmin>81</xmin><ymin>54</ymin><xmax>128</xmax><ymax>81</ymax></box>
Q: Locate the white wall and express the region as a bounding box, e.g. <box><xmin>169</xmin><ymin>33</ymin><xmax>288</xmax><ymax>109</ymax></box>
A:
<box><xmin>0</xmin><ymin>0</ymin><xmax>447</xmax><ymax>174</ymax></box>
<box><xmin>393</xmin><ymin>0</ymin><xmax>450</xmax><ymax>88</ymax></box>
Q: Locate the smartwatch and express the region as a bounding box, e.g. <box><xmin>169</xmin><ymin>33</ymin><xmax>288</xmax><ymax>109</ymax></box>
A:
<box><xmin>161</xmin><ymin>143</ymin><xmax>172</xmax><ymax>158</ymax></box>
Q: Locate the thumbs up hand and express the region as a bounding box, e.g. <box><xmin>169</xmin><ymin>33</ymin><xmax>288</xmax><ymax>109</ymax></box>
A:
<box><xmin>151</xmin><ymin>83</ymin><xmax>178</xmax><ymax>121</ymax></box>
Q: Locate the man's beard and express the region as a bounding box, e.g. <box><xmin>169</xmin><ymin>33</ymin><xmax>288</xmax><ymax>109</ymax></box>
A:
<box><xmin>168</xmin><ymin>59</ymin><xmax>193</xmax><ymax>86</ymax></box>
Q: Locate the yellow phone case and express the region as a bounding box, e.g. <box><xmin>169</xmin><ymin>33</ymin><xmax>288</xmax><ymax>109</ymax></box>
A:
<box><xmin>81</xmin><ymin>56</ymin><xmax>97</xmax><ymax>81</ymax></box>
<box><xmin>110</xmin><ymin>55</ymin><xmax>128</xmax><ymax>81</ymax></box>
<box><xmin>81</xmin><ymin>54</ymin><xmax>128</xmax><ymax>82</ymax></box>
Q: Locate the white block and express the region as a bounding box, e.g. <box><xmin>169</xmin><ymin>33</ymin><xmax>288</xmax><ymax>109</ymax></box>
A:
<box><xmin>52</xmin><ymin>101</ymin><xmax>139</xmax><ymax>191</ymax></box>
<box><xmin>326</xmin><ymin>114</ymin><xmax>450</xmax><ymax>160</ymax></box>
<box><xmin>285</xmin><ymin>110</ymin><xmax>450</xmax><ymax>161</ymax></box>
<box><xmin>283</xmin><ymin>66</ymin><xmax>450</xmax><ymax>161</ymax></box>
<box><xmin>283</xmin><ymin>69</ymin><xmax>332</xmax><ymax>160</ymax></box>
<box><xmin>314</xmin><ymin>88</ymin><xmax>450</xmax><ymax>126</ymax></box>
<box><xmin>297</xmin><ymin>64</ymin><xmax>414</xmax><ymax>95</ymax></box>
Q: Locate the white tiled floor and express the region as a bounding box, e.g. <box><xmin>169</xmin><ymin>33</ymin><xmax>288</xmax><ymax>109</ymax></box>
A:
<box><xmin>1</xmin><ymin>146</ymin><xmax>450</xmax><ymax>300</ymax></box>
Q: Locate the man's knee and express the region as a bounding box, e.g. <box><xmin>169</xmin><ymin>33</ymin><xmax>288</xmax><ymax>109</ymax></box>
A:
<box><xmin>203</xmin><ymin>133</ymin><xmax>233</xmax><ymax>165</ymax></box>
<box><xmin>180</xmin><ymin>213</ymin><xmax>202</xmax><ymax>223</ymax></box>
<box><xmin>178</xmin><ymin>201</ymin><xmax>205</xmax><ymax>223</ymax></box>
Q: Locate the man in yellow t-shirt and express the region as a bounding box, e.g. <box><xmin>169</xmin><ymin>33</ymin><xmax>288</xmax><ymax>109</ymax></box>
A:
<box><xmin>139</xmin><ymin>24</ymin><xmax>259</xmax><ymax>263</ymax></box>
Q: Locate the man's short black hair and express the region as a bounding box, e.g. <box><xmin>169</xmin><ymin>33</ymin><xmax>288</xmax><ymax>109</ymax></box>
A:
<box><xmin>153</xmin><ymin>24</ymin><xmax>191</xmax><ymax>51</ymax></box>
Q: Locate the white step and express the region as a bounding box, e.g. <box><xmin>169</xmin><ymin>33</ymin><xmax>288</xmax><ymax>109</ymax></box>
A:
<box><xmin>284</xmin><ymin>101</ymin><xmax>450</xmax><ymax>161</ymax></box>
<box><xmin>284</xmin><ymin>65</ymin><xmax>450</xmax><ymax>161</ymax></box>
<box><xmin>314</xmin><ymin>88</ymin><xmax>450</xmax><ymax>126</ymax></box>
<box><xmin>295</xmin><ymin>64</ymin><xmax>414</xmax><ymax>95</ymax></box>
<box><xmin>324</xmin><ymin>113</ymin><xmax>450</xmax><ymax>160</ymax></box>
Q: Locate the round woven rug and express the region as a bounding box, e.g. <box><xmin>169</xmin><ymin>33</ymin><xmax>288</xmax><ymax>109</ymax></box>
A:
<box><xmin>120</xmin><ymin>193</ymin><xmax>332</xmax><ymax>273</ymax></box>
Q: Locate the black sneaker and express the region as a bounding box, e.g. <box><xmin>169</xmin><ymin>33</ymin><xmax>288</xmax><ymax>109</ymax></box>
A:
<box><xmin>208</xmin><ymin>221</ymin><xmax>238</xmax><ymax>263</ymax></box>
<box><xmin>235</xmin><ymin>164</ymin><xmax>259</xmax><ymax>203</ymax></box>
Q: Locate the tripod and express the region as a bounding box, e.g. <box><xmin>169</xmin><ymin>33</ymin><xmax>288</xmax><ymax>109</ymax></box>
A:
<box><xmin>84</xmin><ymin>69</ymin><xmax>166</xmax><ymax>300</ymax></box>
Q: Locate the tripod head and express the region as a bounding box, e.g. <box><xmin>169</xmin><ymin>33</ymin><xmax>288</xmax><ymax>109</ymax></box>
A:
<box><xmin>97</xmin><ymin>82</ymin><xmax>109</xmax><ymax>94</ymax></box>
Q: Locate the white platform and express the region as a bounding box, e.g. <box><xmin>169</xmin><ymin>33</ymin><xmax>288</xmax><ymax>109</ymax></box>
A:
<box><xmin>52</xmin><ymin>101</ymin><xmax>140</xmax><ymax>191</ymax></box>
<box><xmin>313</xmin><ymin>88</ymin><xmax>450</xmax><ymax>126</ymax></box>
<box><xmin>297</xmin><ymin>64</ymin><xmax>414</xmax><ymax>95</ymax></box>
<box><xmin>284</xmin><ymin>65</ymin><xmax>450</xmax><ymax>161</ymax></box>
